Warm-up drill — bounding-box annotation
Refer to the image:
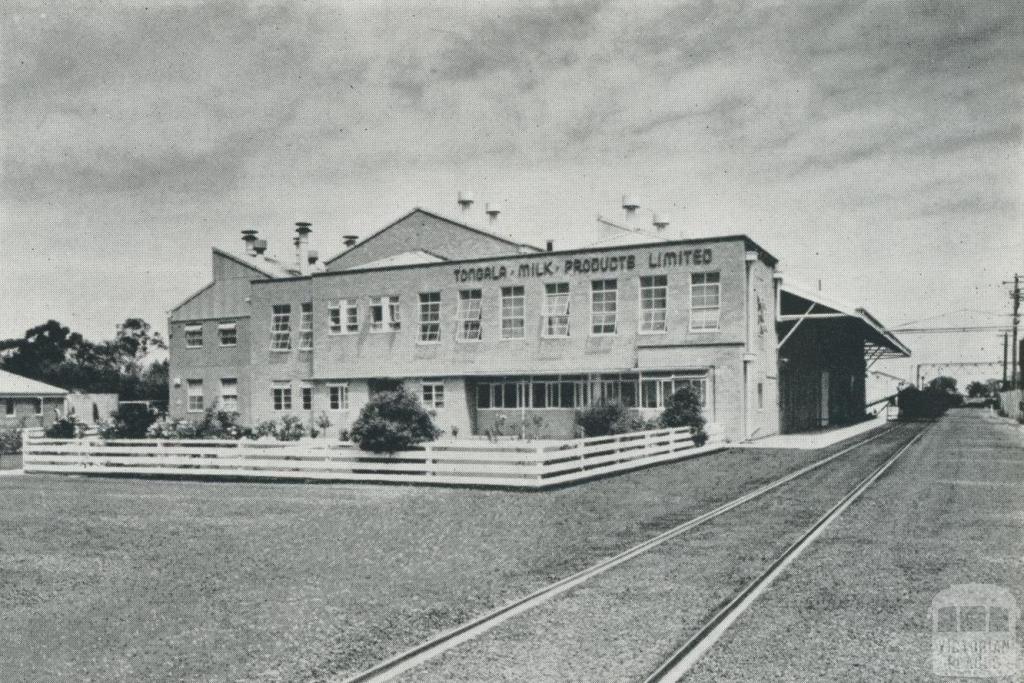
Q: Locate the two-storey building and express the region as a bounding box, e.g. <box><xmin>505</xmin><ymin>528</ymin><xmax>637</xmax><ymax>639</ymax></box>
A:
<box><xmin>168</xmin><ymin>206</ymin><xmax>910</xmax><ymax>441</ymax></box>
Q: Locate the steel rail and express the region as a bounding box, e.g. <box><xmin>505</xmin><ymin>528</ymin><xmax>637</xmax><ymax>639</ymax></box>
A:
<box><xmin>643</xmin><ymin>425</ymin><xmax>928</xmax><ymax>682</ymax></box>
<box><xmin>341</xmin><ymin>424</ymin><xmax>909</xmax><ymax>683</ymax></box>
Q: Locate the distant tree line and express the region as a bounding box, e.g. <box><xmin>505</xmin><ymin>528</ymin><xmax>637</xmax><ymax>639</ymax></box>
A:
<box><xmin>0</xmin><ymin>319</ymin><xmax>168</xmax><ymax>401</ymax></box>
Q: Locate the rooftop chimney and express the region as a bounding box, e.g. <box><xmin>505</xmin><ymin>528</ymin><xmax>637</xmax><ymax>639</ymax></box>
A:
<box><xmin>546</xmin><ymin>240</ymin><xmax>554</xmax><ymax>252</ymax></box>
<box><xmin>307</xmin><ymin>249</ymin><xmax>319</xmax><ymax>265</ymax></box>
<box><xmin>652</xmin><ymin>214</ymin><xmax>669</xmax><ymax>232</ymax></box>
<box><xmin>295</xmin><ymin>222</ymin><xmax>312</xmax><ymax>275</ymax></box>
<box><xmin>241</xmin><ymin>229</ymin><xmax>259</xmax><ymax>256</ymax></box>
<box><xmin>343</xmin><ymin>234</ymin><xmax>359</xmax><ymax>248</ymax></box>
<box><xmin>485</xmin><ymin>202</ymin><xmax>501</xmax><ymax>226</ymax></box>
<box><xmin>253</xmin><ymin>239</ymin><xmax>268</xmax><ymax>255</ymax></box>
<box><xmin>622</xmin><ymin>194</ymin><xmax>640</xmax><ymax>226</ymax></box>
<box><xmin>457</xmin><ymin>191</ymin><xmax>474</xmax><ymax>214</ymax></box>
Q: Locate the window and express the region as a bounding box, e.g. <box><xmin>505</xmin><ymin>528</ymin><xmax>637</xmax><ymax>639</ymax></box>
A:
<box><xmin>758</xmin><ymin>382</ymin><xmax>764</xmax><ymax>411</ymax></box>
<box><xmin>187</xmin><ymin>379</ymin><xmax>204</xmax><ymax>412</ymax></box>
<box><xmin>419</xmin><ymin>292</ymin><xmax>441</xmax><ymax>342</ymax></box>
<box><xmin>640</xmin><ymin>374</ymin><xmax>708</xmax><ymax>408</ymax></box>
<box><xmin>271</xmin><ymin>304</ymin><xmax>292</xmax><ymax>350</ymax></box>
<box><xmin>218</xmin><ymin>322</ymin><xmax>237</xmax><ymax>347</ymax></box>
<box><xmin>185</xmin><ymin>324</ymin><xmax>203</xmax><ymax>348</ymax></box>
<box><xmin>298</xmin><ymin>303</ymin><xmax>313</xmax><ymax>350</ymax></box>
<box><xmin>640</xmin><ymin>276</ymin><xmax>668</xmax><ymax>333</ymax></box>
<box><xmin>690</xmin><ymin>272</ymin><xmax>721</xmax><ymax>331</ymax></box>
<box><xmin>33</xmin><ymin>398</ymin><xmax>43</xmax><ymax>416</ymax></box>
<box><xmin>591</xmin><ymin>279</ymin><xmax>618</xmax><ymax>335</ymax></box>
<box><xmin>501</xmin><ymin>286</ymin><xmax>525</xmax><ymax>339</ymax></box>
<box><xmin>543</xmin><ymin>283</ymin><xmax>570</xmax><ymax>337</ymax></box>
<box><xmin>330</xmin><ymin>298</ymin><xmax>359</xmax><ymax>334</ymax></box>
<box><xmin>458</xmin><ymin>290</ymin><xmax>483</xmax><ymax>341</ymax></box>
<box><xmin>272</xmin><ymin>382</ymin><xmax>292</xmax><ymax>411</ymax></box>
<box><xmin>220</xmin><ymin>378</ymin><xmax>238</xmax><ymax>413</ymax></box>
<box><xmin>370</xmin><ymin>296</ymin><xmax>400</xmax><ymax>332</ymax></box>
<box><xmin>4</xmin><ymin>399</ymin><xmax>13</xmax><ymax>416</ymax></box>
<box><xmin>329</xmin><ymin>384</ymin><xmax>349</xmax><ymax>411</ymax></box>
<box><xmin>301</xmin><ymin>384</ymin><xmax>312</xmax><ymax>410</ymax></box>
<box><xmin>422</xmin><ymin>383</ymin><xmax>445</xmax><ymax>409</ymax></box>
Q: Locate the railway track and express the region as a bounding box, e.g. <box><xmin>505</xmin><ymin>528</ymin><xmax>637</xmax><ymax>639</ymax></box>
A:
<box><xmin>643</xmin><ymin>424</ymin><xmax>928</xmax><ymax>681</ymax></box>
<box><xmin>341</xmin><ymin>423</ymin><xmax>922</xmax><ymax>683</ymax></box>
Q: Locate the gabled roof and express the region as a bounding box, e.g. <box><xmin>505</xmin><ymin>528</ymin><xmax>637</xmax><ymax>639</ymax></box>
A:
<box><xmin>342</xmin><ymin>250</ymin><xmax>447</xmax><ymax>271</ymax></box>
<box><xmin>0</xmin><ymin>369</ymin><xmax>67</xmax><ymax>396</ymax></box>
<box><xmin>324</xmin><ymin>207</ymin><xmax>541</xmax><ymax>266</ymax></box>
<box><xmin>211</xmin><ymin>247</ymin><xmax>300</xmax><ymax>279</ymax></box>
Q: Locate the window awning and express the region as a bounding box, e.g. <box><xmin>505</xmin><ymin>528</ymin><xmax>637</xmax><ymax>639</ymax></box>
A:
<box><xmin>776</xmin><ymin>280</ymin><xmax>911</xmax><ymax>365</ymax></box>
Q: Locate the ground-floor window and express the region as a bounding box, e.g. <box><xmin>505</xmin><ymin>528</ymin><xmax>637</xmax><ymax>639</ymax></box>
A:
<box><xmin>301</xmin><ymin>384</ymin><xmax>313</xmax><ymax>411</ymax></box>
<box><xmin>422</xmin><ymin>382</ymin><xmax>445</xmax><ymax>409</ymax></box>
<box><xmin>329</xmin><ymin>384</ymin><xmax>349</xmax><ymax>411</ymax></box>
<box><xmin>220</xmin><ymin>378</ymin><xmax>238</xmax><ymax>413</ymax></box>
<box><xmin>187</xmin><ymin>380</ymin><xmax>204</xmax><ymax>412</ymax></box>
<box><xmin>4</xmin><ymin>399</ymin><xmax>13</xmax><ymax>416</ymax></box>
<box><xmin>476</xmin><ymin>372</ymin><xmax>708</xmax><ymax>411</ymax></box>
<box><xmin>272</xmin><ymin>382</ymin><xmax>292</xmax><ymax>411</ymax></box>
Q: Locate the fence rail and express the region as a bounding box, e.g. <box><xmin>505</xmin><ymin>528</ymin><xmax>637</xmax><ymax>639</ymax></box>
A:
<box><xmin>21</xmin><ymin>427</ymin><xmax>721</xmax><ymax>489</ymax></box>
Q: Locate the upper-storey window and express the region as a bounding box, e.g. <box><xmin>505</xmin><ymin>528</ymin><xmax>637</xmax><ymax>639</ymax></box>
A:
<box><xmin>218</xmin><ymin>322</ymin><xmax>237</xmax><ymax>347</ymax></box>
<box><xmin>543</xmin><ymin>283</ymin><xmax>570</xmax><ymax>337</ymax></box>
<box><xmin>370</xmin><ymin>296</ymin><xmax>400</xmax><ymax>332</ymax></box>
<box><xmin>591</xmin><ymin>279</ymin><xmax>618</xmax><ymax>335</ymax></box>
<box><xmin>330</xmin><ymin>298</ymin><xmax>359</xmax><ymax>334</ymax></box>
<box><xmin>185</xmin><ymin>324</ymin><xmax>203</xmax><ymax>348</ymax></box>
<box><xmin>501</xmin><ymin>286</ymin><xmax>525</xmax><ymax>339</ymax></box>
<box><xmin>419</xmin><ymin>292</ymin><xmax>441</xmax><ymax>342</ymax></box>
<box><xmin>690</xmin><ymin>272</ymin><xmax>721</xmax><ymax>331</ymax></box>
<box><xmin>299</xmin><ymin>302</ymin><xmax>313</xmax><ymax>350</ymax></box>
<box><xmin>640</xmin><ymin>275</ymin><xmax>668</xmax><ymax>333</ymax></box>
<box><xmin>457</xmin><ymin>290</ymin><xmax>483</xmax><ymax>341</ymax></box>
<box><xmin>271</xmin><ymin>305</ymin><xmax>292</xmax><ymax>351</ymax></box>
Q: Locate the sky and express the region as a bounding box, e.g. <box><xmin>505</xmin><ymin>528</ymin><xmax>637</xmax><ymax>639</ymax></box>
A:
<box><xmin>1</xmin><ymin>0</ymin><xmax>1022</xmax><ymax>381</ymax></box>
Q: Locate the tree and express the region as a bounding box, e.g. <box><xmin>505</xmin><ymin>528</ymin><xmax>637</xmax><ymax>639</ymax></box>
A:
<box><xmin>927</xmin><ymin>376</ymin><xmax>959</xmax><ymax>395</ymax></box>
<box><xmin>966</xmin><ymin>381</ymin><xmax>991</xmax><ymax>398</ymax></box>
<box><xmin>350</xmin><ymin>387</ymin><xmax>440</xmax><ymax>453</ymax></box>
<box><xmin>0</xmin><ymin>318</ymin><xmax>167</xmax><ymax>400</ymax></box>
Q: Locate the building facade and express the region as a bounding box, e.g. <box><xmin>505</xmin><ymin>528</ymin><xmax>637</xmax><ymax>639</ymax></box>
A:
<box><xmin>168</xmin><ymin>208</ymin><xmax>909</xmax><ymax>442</ymax></box>
<box><xmin>0</xmin><ymin>369</ymin><xmax>68</xmax><ymax>430</ymax></box>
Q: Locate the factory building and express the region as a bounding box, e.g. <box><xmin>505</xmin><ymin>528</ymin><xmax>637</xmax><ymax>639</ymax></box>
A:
<box><xmin>168</xmin><ymin>200</ymin><xmax>909</xmax><ymax>442</ymax></box>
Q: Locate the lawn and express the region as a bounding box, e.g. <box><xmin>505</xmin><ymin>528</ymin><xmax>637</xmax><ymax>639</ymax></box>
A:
<box><xmin>0</xmin><ymin>435</ymin><xmax>880</xmax><ymax>682</ymax></box>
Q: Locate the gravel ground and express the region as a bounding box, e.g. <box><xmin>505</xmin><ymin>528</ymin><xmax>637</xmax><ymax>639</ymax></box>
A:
<box><xmin>403</xmin><ymin>423</ymin><xmax>926</xmax><ymax>682</ymax></box>
<box><xmin>686</xmin><ymin>409</ymin><xmax>1024</xmax><ymax>682</ymax></box>
<box><xmin>0</xmin><ymin>434</ymin><xmax>881</xmax><ymax>682</ymax></box>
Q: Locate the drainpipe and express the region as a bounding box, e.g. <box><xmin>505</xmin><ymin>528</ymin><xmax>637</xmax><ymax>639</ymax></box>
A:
<box><xmin>742</xmin><ymin>251</ymin><xmax>759</xmax><ymax>440</ymax></box>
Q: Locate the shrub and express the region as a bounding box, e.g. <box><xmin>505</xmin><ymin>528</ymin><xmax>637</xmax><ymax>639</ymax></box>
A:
<box><xmin>253</xmin><ymin>420</ymin><xmax>280</xmax><ymax>439</ymax></box>
<box><xmin>98</xmin><ymin>404</ymin><xmax>159</xmax><ymax>439</ymax></box>
<box><xmin>276</xmin><ymin>415</ymin><xmax>306</xmax><ymax>441</ymax></box>
<box><xmin>350</xmin><ymin>387</ymin><xmax>440</xmax><ymax>453</ymax></box>
<box><xmin>659</xmin><ymin>386</ymin><xmax>707</xmax><ymax>446</ymax></box>
<box><xmin>0</xmin><ymin>421</ymin><xmax>25</xmax><ymax>455</ymax></box>
<box><xmin>575</xmin><ymin>400</ymin><xmax>649</xmax><ymax>437</ymax></box>
<box><xmin>45</xmin><ymin>416</ymin><xmax>83</xmax><ymax>439</ymax></box>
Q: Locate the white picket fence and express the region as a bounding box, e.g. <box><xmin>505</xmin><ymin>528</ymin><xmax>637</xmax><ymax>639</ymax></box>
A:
<box><xmin>21</xmin><ymin>427</ymin><xmax>721</xmax><ymax>489</ymax></box>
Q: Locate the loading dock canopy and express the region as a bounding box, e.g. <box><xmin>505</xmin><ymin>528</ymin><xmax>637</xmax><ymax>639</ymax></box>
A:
<box><xmin>776</xmin><ymin>280</ymin><xmax>911</xmax><ymax>365</ymax></box>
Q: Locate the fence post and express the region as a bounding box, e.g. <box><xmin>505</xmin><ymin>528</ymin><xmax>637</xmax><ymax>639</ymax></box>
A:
<box><xmin>20</xmin><ymin>429</ymin><xmax>30</xmax><ymax>471</ymax></box>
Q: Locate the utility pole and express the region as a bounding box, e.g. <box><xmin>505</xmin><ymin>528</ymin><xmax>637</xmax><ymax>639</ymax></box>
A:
<box><xmin>1004</xmin><ymin>332</ymin><xmax>1010</xmax><ymax>387</ymax></box>
<box><xmin>1013</xmin><ymin>275</ymin><xmax>1020</xmax><ymax>389</ymax></box>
